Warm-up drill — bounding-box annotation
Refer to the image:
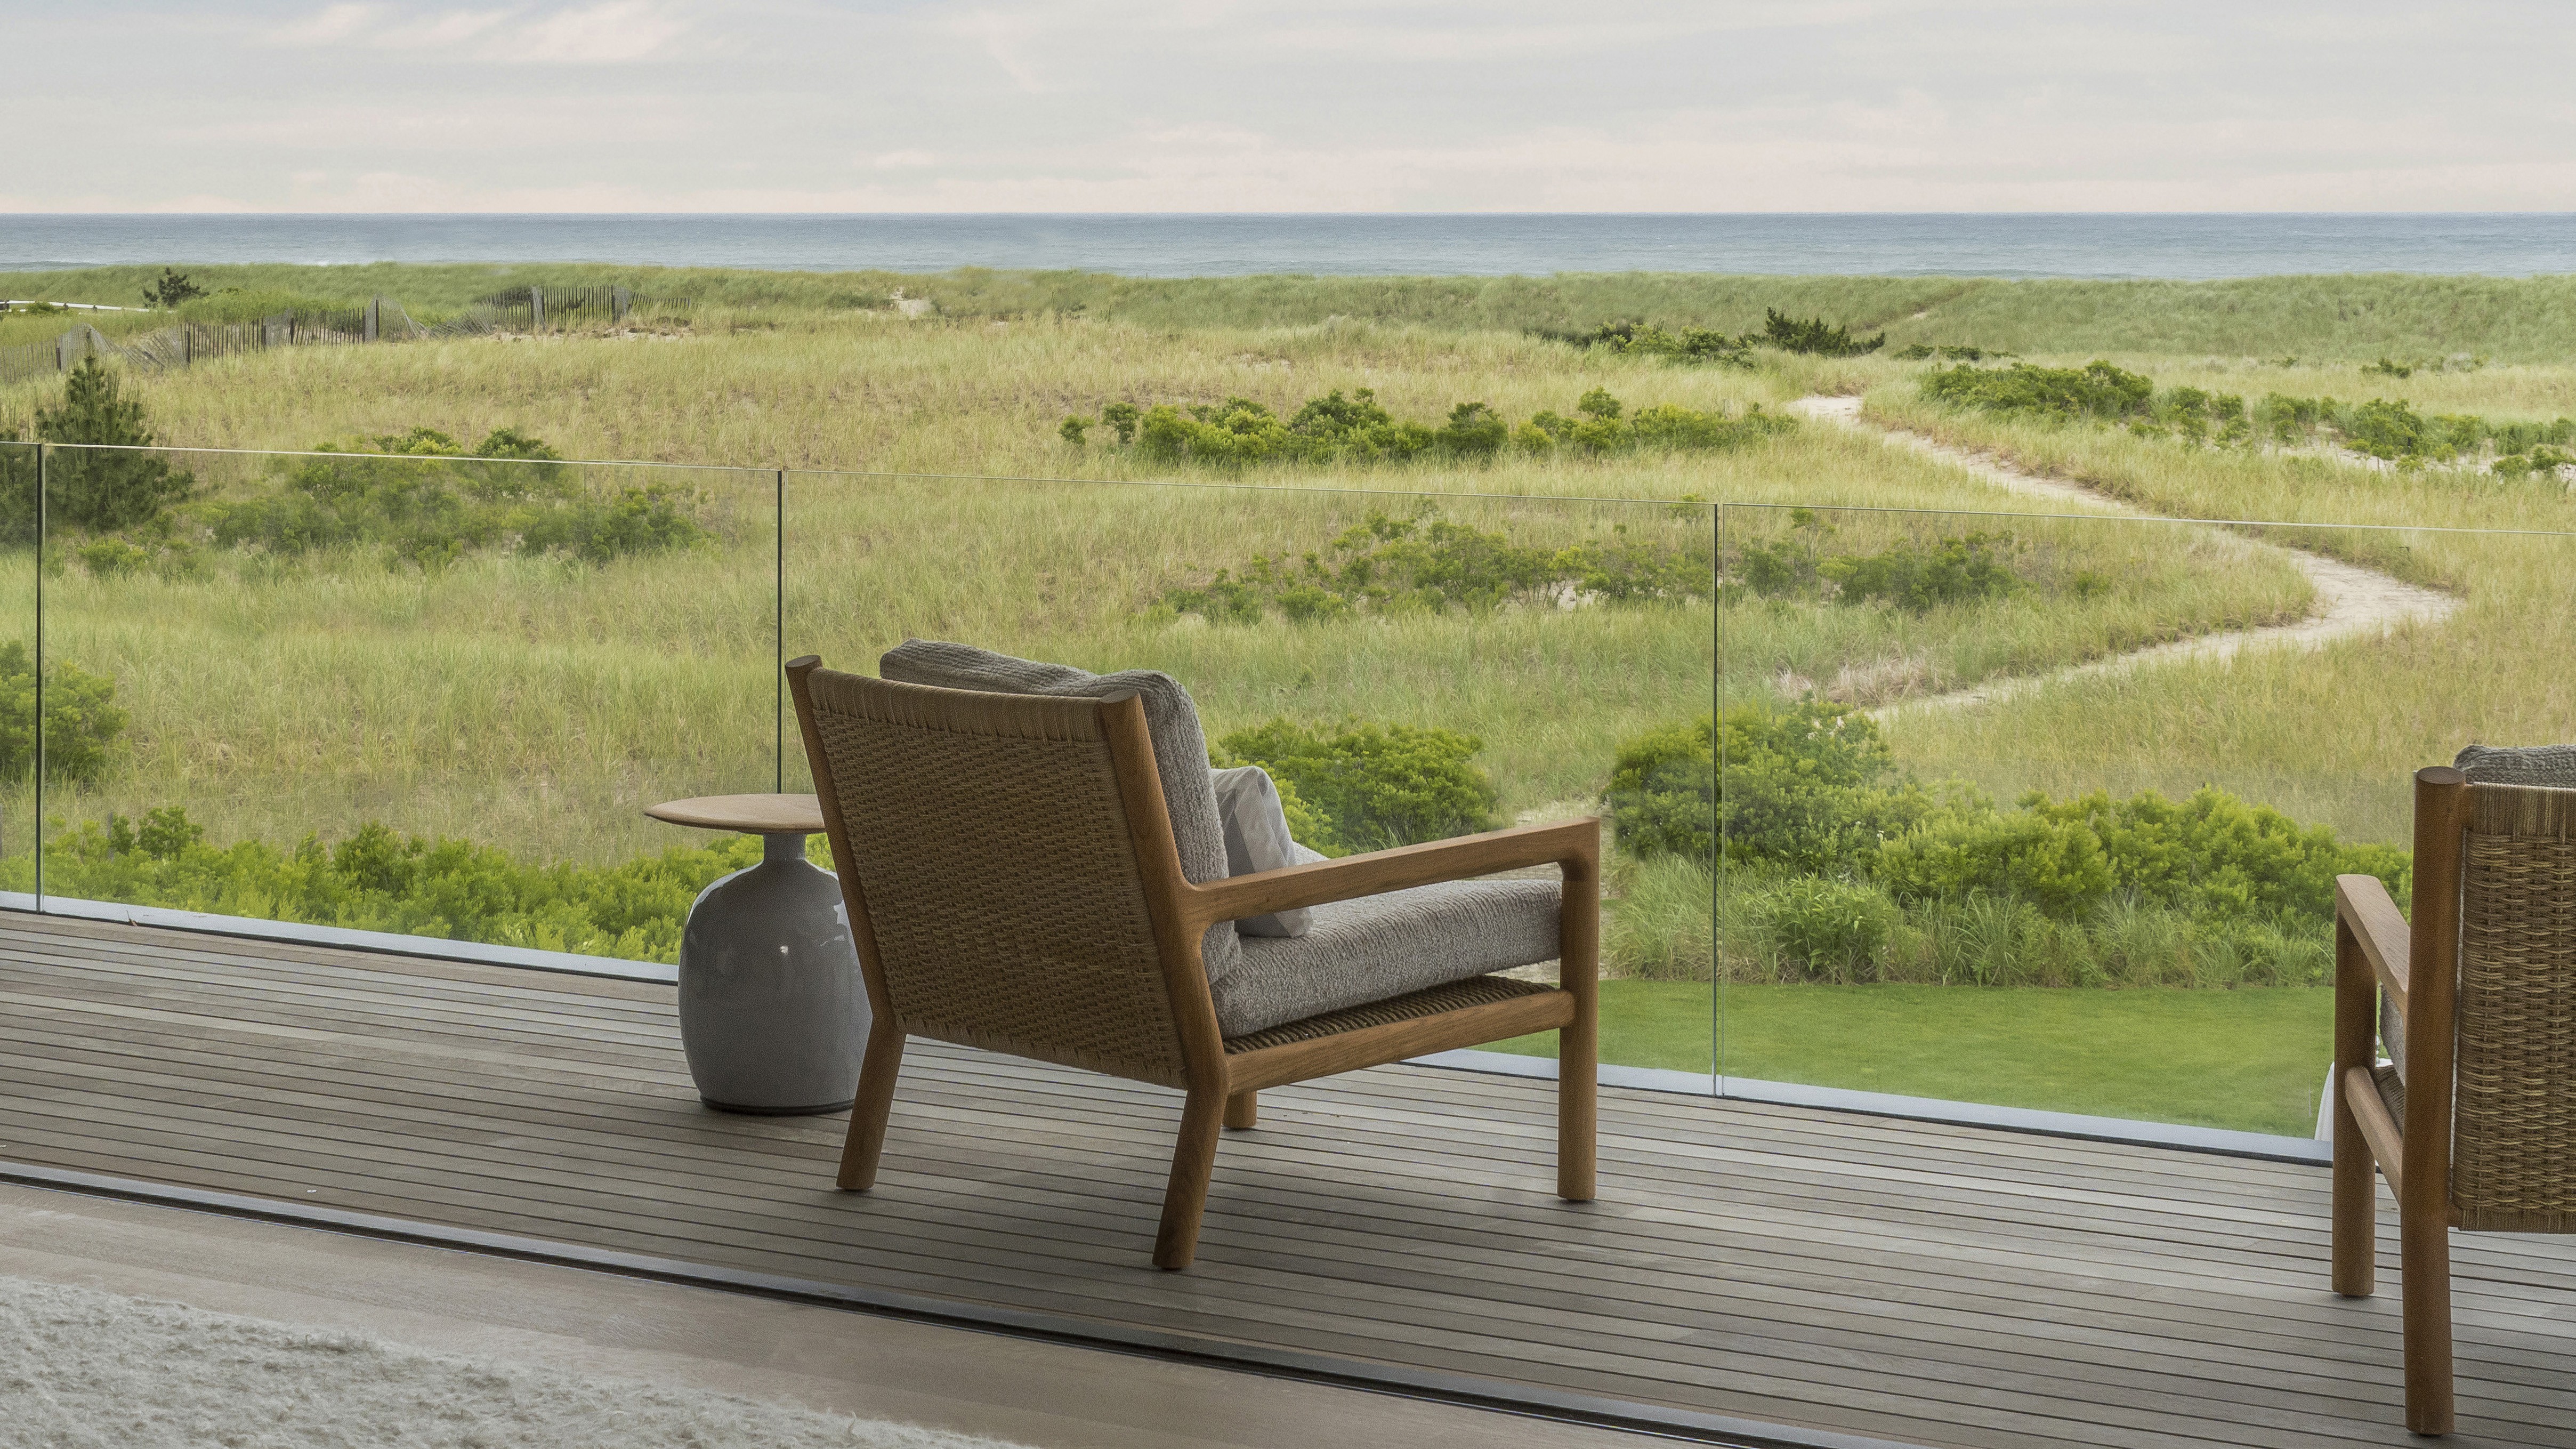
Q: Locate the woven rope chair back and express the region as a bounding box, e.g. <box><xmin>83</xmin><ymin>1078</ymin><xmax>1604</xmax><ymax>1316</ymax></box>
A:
<box><xmin>799</xmin><ymin>668</ymin><xmax>1190</xmax><ymax>1086</ymax></box>
<box><xmin>2453</xmin><ymin>782</ymin><xmax>2576</xmax><ymax>1230</ymax></box>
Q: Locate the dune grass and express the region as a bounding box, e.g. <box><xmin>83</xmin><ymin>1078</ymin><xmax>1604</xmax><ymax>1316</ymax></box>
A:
<box><xmin>4</xmin><ymin>291</ymin><xmax>2559</xmax><ymax>868</ymax></box>
<box><xmin>16</xmin><ymin>264</ymin><xmax>2576</xmax><ymax>360</ymax></box>
<box><xmin>1849</xmin><ymin>375</ymin><xmax>2573</xmax><ymax>846</ymax></box>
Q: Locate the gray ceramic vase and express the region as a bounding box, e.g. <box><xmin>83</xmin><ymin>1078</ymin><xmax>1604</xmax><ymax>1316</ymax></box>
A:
<box><xmin>676</xmin><ymin>832</ymin><xmax>869</xmax><ymax>1114</ymax></box>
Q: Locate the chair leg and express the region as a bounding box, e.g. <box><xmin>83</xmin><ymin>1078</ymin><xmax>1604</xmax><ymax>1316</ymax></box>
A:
<box><xmin>1558</xmin><ymin>1014</ymin><xmax>1597</xmax><ymax>1202</ymax></box>
<box><xmin>1224</xmin><ymin>1090</ymin><xmax>1258</xmax><ymax>1130</ymax></box>
<box><xmin>2400</xmin><ymin>1205</ymin><xmax>2455</xmax><ymax>1436</ymax></box>
<box><xmin>1153</xmin><ymin>1088</ymin><xmax>1227</xmax><ymax>1271</ymax></box>
<box><xmin>2331</xmin><ymin>1077</ymin><xmax>2376</xmax><ymax>1299</ymax></box>
<box><xmin>2331</xmin><ymin>918</ymin><xmax>2377</xmax><ymax>1299</ymax></box>
<box><xmin>835</xmin><ymin>1020</ymin><xmax>907</xmax><ymax>1192</ymax></box>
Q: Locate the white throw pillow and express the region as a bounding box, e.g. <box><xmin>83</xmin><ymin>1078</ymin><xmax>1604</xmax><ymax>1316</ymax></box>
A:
<box><xmin>1212</xmin><ymin>766</ymin><xmax>1313</xmax><ymax>937</ymax></box>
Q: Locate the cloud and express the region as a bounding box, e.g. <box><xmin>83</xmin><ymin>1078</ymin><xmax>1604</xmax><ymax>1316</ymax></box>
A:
<box><xmin>512</xmin><ymin>2</ymin><xmax>692</xmax><ymax>63</ymax></box>
<box><xmin>264</xmin><ymin>1</ymin><xmax>688</xmax><ymax>64</ymax></box>
<box><xmin>266</xmin><ymin>3</ymin><xmax>385</xmax><ymax>46</ymax></box>
<box><xmin>21</xmin><ymin>0</ymin><xmax>2576</xmax><ymax>214</ymax></box>
<box><xmin>173</xmin><ymin>96</ymin><xmax>691</xmax><ymax>153</ymax></box>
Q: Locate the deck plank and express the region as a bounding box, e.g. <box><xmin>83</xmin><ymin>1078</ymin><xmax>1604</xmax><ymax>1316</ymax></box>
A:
<box><xmin>3</xmin><ymin>915</ymin><xmax>2571</xmax><ymax>1449</ymax></box>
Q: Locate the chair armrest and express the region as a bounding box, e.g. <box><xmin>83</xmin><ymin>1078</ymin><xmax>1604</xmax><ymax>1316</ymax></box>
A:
<box><xmin>2337</xmin><ymin>873</ymin><xmax>2409</xmax><ymax>1019</ymax></box>
<box><xmin>1176</xmin><ymin>818</ymin><xmax>1600</xmax><ymax>932</ymax></box>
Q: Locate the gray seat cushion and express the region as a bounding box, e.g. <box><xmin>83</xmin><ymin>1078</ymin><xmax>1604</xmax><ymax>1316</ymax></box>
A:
<box><xmin>2456</xmin><ymin>744</ymin><xmax>2576</xmax><ymax>788</ymax></box>
<box><xmin>1214</xmin><ymin>860</ymin><xmax>1562</xmax><ymax>1037</ymax></box>
<box><xmin>877</xmin><ymin>639</ymin><xmax>1243</xmax><ymax>983</ymax></box>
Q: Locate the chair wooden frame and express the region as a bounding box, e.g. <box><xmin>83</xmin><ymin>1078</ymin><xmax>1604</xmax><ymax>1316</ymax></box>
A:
<box><xmin>786</xmin><ymin>656</ymin><xmax>1600</xmax><ymax>1270</ymax></box>
<box><xmin>2333</xmin><ymin>764</ymin><xmax>2576</xmax><ymax>1436</ymax></box>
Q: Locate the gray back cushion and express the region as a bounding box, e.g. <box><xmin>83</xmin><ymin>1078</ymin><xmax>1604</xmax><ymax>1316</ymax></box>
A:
<box><xmin>2455</xmin><ymin>744</ymin><xmax>2576</xmax><ymax>788</ymax></box>
<box><xmin>877</xmin><ymin>640</ymin><xmax>1243</xmax><ymax>984</ymax></box>
<box><xmin>1211</xmin><ymin>764</ymin><xmax>1311</xmax><ymax>938</ymax></box>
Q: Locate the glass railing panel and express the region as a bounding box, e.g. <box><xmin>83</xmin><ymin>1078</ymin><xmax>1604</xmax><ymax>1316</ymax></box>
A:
<box><xmin>0</xmin><ymin>440</ymin><xmax>34</xmax><ymax>901</ymax></box>
<box><xmin>34</xmin><ymin>442</ymin><xmax>779</xmax><ymax>962</ymax></box>
<box><xmin>785</xmin><ymin>470</ymin><xmax>1718</xmax><ymax>1082</ymax></box>
<box><xmin>1715</xmin><ymin>500</ymin><xmax>2558</xmax><ymax>1137</ymax></box>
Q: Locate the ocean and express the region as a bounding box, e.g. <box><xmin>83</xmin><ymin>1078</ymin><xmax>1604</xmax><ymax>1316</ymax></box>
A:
<box><xmin>3</xmin><ymin>213</ymin><xmax>2571</xmax><ymax>279</ymax></box>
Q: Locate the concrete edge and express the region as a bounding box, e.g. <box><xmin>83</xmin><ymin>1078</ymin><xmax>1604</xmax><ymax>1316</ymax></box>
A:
<box><xmin>1</xmin><ymin>893</ymin><xmax>674</xmax><ymax>984</ymax></box>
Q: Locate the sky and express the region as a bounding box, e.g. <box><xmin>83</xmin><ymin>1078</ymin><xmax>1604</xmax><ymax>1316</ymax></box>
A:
<box><xmin>6</xmin><ymin>1</ymin><xmax>2573</xmax><ymax>213</ymax></box>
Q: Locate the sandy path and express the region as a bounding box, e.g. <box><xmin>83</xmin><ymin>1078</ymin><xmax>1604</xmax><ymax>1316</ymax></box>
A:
<box><xmin>1783</xmin><ymin>396</ymin><xmax>2460</xmax><ymax>716</ymax></box>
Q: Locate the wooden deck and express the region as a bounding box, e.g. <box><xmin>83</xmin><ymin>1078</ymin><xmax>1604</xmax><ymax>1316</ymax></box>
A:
<box><xmin>3</xmin><ymin>914</ymin><xmax>2572</xmax><ymax>1449</ymax></box>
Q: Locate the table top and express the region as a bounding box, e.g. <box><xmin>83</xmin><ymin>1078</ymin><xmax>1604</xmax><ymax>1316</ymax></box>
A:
<box><xmin>645</xmin><ymin>793</ymin><xmax>826</xmax><ymax>835</ymax></box>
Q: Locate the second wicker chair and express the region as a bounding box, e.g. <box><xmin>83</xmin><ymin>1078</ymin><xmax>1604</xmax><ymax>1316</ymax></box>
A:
<box><xmin>2332</xmin><ymin>765</ymin><xmax>2576</xmax><ymax>1434</ymax></box>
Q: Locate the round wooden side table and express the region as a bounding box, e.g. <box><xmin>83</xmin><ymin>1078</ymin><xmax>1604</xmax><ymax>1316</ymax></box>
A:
<box><xmin>645</xmin><ymin>794</ymin><xmax>867</xmax><ymax>1115</ymax></box>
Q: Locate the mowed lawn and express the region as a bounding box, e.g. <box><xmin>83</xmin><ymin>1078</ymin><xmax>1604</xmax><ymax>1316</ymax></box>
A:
<box><xmin>1491</xmin><ymin>980</ymin><xmax>2332</xmax><ymax>1138</ymax></box>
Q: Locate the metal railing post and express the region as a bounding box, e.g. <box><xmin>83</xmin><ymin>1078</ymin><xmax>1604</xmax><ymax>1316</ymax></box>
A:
<box><xmin>31</xmin><ymin>441</ymin><xmax>44</xmax><ymax>906</ymax></box>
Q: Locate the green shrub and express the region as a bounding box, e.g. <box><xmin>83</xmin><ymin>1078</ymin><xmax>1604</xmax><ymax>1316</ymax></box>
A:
<box><xmin>1698</xmin><ymin>876</ymin><xmax>2337</xmax><ymax>989</ymax></box>
<box><xmin>1758</xmin><ymin>309</ymin><xmax>1885</xmax><ymax>357</ymax></box>
<box><xmin>1759</xmin><ymin>876</ymin><xmax>1899</xmax><ymax>983</ymax></box>
<box><xmin>1875</xmin><ymin>786</ymin><xmax>2405</xmax><ymax>924</ymax></box>
<box><xmin>2493</xmin><ymin>444</ymin><xmax>2576</xmax><ymax>478</ymax></box>
<box><xmin>1606</xmin><ymin>702</ymin><xmax>1938</xmax><ymax>871</ymax></box>
<box><xmin>33</xmin><ymin>358</ymin><xmax>193</xmax><ymax>532</ymax></box>
<box><xmin>1605</xmin><ymin>717</ymin><xmax>1717</xmax><ymax>860</ymax></box>
<box><xmin>1920</xmin><ymin>359</ymin><xmax>2156</xmax><ymax>421</ymax></box>
<box><xmin>2030</xmin><ymin>787</ymin><xmax>2409</xmax><ymax>921</ymax></box>
<box><xmin>2488</xmin><ymin>418</ymin><xmax>2576</xmax><ymax>453</ymax></box>
<box><xmin>1894</xmin><ymin>343</ymin><xmax>2004</xmax><ymax>361</ymax></box>
<box><xmin>1128</xmin><ymin>390</ymin><xmax>1440</xmax><ymax>465</ymax></box>
<box><xmin>1821</xmin><ymin>530</ymin><xmax>2024</xmax><ymax>612</ymax></box>
<box><xmin>203</xmin><ymin>427</ymin><xmax>704</xmax><ymax>567</ymax></box>
<box><xmin>1083</xmin><ymin>386</ymin><xmax>1790</xmax><ymax>467</ymax></box>
<box><xmin>1214</xmin><ymin>718</ymin><xmax>1499</xmax><ymax>854</ymax></box>
<box><xmin>0</xmin><ymin>641</ymin><xmax>129</xmax><ymax>782</ymax></box>
<box><xmin>2260</xmin><ymin>392</ymin><xmax>2326</xmax><ymax>442</ymax></box>
<box><xmin>1932</xmin><ymin>365</ymin><xmax>2572</xmax><ymax>469</ymax></box>
<box><xmin>2341</xmin><ymin>398</ymin><xmax>2443</xmax><ymax>461</ymax></box>
<box><xmin>1160</xmin><ymin>508</ymin><xmax>1713</xmax><ymax>624</ymax></box>
<box><xmin>1873</xmin><ymin>811</ymin><xmax>2117</xmax><ymax>919</ymax></box>
<box><xmin>19</xmin><ymin>807</ymin><xmax>766</xmax><ymax>962</ymax></box>
<box><xmin>1714</xmin><ymin>704</ymin><xmax>1909</xmax><ymax>872</ymax></box>
<box><xmin>1559</xmin><ymin>320</ymin><xmax>1755</xmax><ymax>368</ymax></box>
<box><xmin>1735</xmin><ymin>515</ymin><xmax>2031</xmax><ymax>612</ymax></box>
<box><xmin>76</xmin><ymin>538</ymin><xmax>153</xmax><ymax>578</ymax></box>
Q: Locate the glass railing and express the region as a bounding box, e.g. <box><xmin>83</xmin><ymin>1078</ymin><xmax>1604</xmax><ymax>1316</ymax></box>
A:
<box><xmin>780</xmin><ymin>469</ymin><xmax>1718</xmax><ymax>1082</ymax></box>
<box><xmin>1714</xmin><ymin>501</ymin><xmax>2551</xmax><ymax>1137</ymax></box>
<box><xmin>11</xmin><ymin>443</ymin><xmax>1716</xmax><ymax>1089</ymax></box>
<box><xmin>1</xmin><ymin>440</ymin><xmax>35</xmax><ymax>890</ymax></box>
<box><xmin>23</xmin><ymin>443</ymin><xmax>777</xmax><ymax>961</ymax></box>
<box><xmin>14</xmin><ymin>438</ymin><xmax>2564</xmax><ymax>1143</ymax></box>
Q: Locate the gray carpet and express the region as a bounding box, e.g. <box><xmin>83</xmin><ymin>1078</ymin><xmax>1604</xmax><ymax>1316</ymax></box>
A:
<box><xmin>0</xmin><ymin>1274</ymin><xmax>1029</xmax><ymax>1448</ymax></box>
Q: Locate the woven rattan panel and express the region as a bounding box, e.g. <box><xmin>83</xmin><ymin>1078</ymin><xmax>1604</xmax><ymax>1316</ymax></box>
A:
<box><xmin>2454</xmin><ymin>830</ymin><xmax>2576</xmax><ymax>1229</ymax></box>
<box><xmin>1221</xmin><ymin>975</ymin><xmax>1555</xmax><ymax>1054</ymax></box>
<box><xmin>811</xmin><ymin>704</ymin><xmax>1188</xmax><ymax>1086</ymax></box>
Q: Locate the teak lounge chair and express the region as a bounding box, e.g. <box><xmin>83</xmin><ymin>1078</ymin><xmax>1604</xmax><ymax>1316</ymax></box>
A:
<box><xmin>785</xmin><ymin>650</ymin><xmax>1600</xmax><ymax>1270</ymax></box>
<box><xmin>2332</xmin><ymin>765</ymin><xmax>2576</xmax><ymax>1435</ymax></box>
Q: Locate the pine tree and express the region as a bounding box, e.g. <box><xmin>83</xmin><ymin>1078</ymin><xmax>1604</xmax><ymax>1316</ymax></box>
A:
<box><xmin>141</xmin><ymin>268</ymin><xmax>205</xmax><ymax>309</ymax></box>
<box><xmin>32</xmin><ymin>358</ymin><xmax>193</xmax><ymax>531</ymax></box>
